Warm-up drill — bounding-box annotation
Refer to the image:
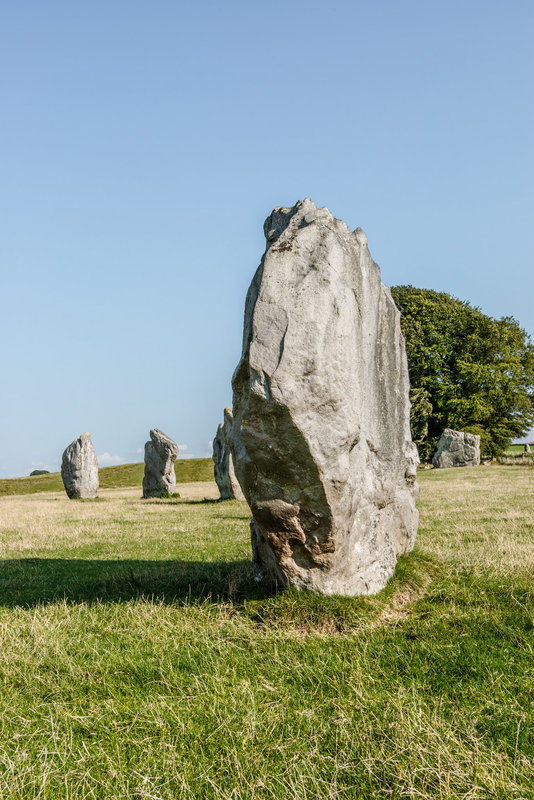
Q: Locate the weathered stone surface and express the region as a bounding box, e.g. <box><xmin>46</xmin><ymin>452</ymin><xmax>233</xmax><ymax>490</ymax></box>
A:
<box><xmin>30</xmin><ymin>469</ymin><xmax>50</xmax><ymax>476</ymax></box>
<box><xmin>61</xmin><ymin>432</ymin><xmax>99</xmax><ymax>498</ymax></box>
<box><xmin>231</xmin><ymin>198</ymin><xmax>419</xmax><ymax>596</ymax></box>
<box><xmin>213</xmin><ymin>408</ymin><xmax>246</xmax><ymax>500</ymax></box>
<box><xmin>143</xmin><ymin>429</ymin><xmax>178</xmax><ymax>497</ymax></box>
<box><xmin>524</xmin><ymin>443</ymin><xmax>531</xmax><ymax>453</ymax></box>
<box><xmin>432</xmin><ymin>429</ymin><xmax>481</xmax><ymax>468</ymax></box>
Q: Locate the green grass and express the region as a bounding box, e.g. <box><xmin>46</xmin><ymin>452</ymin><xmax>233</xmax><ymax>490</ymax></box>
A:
<box><xmin>0</xmin><ymin>467</ymin><xmax>533</xmax><ymax>798</ymax></box>
<box><xmin>0</xmin><ymin>457</ymin><xmax>214</xmax><ymax>496</ymax></box>
<box><xmin>506</xmin><ymin>444</ymin><xmax>532</xmax><ymax>454</ymax></box>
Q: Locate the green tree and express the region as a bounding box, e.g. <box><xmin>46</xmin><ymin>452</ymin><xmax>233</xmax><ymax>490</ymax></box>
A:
<box><xmin>390</xmin><ymin>286</ymin><xmax>534</xmax><ymax>459</ymax></box>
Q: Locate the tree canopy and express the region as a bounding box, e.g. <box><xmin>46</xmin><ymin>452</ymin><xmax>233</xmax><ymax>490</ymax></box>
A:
<box><xmin>390</xmin><ymin>286</ymin><xmax>534</xmax><ymax>460</ymax></box>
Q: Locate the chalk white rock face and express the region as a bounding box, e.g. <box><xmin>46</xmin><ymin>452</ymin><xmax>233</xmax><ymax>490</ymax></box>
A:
<box><xmin>432</xmin><ymin>429</ymin><xmax>480</xmax><ymax>468</ymax></box>
<box><xmin>231</xmin><ymin>199</ymin><xmax>419</xmax><ymax>596</ymax></box>
<box><xmin>143</xmin><ymin>429</ymin><xmax>179</xmax><ymax>497</ymax></box>
<box><xmin>213</xmin><ymin>408</ymin><xmax>246</xmax><ymax>500</ymax></box>
<box><xmin>61</xmin><ymin>432</ymin><xmax>99</xmax><ymax>499</ymax></box>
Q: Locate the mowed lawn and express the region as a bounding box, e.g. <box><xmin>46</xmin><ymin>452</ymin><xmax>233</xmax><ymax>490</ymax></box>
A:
<box><xmin>0</xmin><ymin>468</ymin><xmax>533</xmax><ymax>799</ymax></box>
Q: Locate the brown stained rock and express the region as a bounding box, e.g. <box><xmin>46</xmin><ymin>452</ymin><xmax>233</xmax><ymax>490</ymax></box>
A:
<box><xmin>231</xmin><ymin>199</ymin><xmax>419</xmax><ymax>596</ymax></box>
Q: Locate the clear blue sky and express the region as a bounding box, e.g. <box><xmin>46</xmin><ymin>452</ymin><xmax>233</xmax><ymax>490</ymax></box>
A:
<box><xmin>1</xmin><ymin>0</ymin><xmax>532</xmax><ymax>477</ymax></box>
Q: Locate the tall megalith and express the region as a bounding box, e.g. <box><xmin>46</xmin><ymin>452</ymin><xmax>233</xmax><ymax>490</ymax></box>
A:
<box><xmin>61</xmin><ymin>432</ymin><xmax>99</xmax><ymax>499</ymax></box>
<box><xmin>231</xmin><ymin>199</ymin><xmax>419</xmax><ymax>596</ymax></box>
<box><xmin>143</xmin><ymin>429</ymin><xmax>179</xmax><ymax>498</ymax></box>
<box><xmin>213</xmin><ymin>408</ymin><xmax>246</xmax><ymax>500</ymax></box>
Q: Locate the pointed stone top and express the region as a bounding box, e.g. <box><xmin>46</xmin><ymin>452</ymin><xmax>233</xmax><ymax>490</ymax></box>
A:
<box><xmin>263</xmin><ymin>199</ymin><xmax>335</xmax><ymax>244</ymax></box>
<box><xmin>148</xmin><ymin>429</ymin><xmax>179</xmax><ymax>458</ymax></box>
<box><xmin>262</xmin><ymin>199</ymin><xmax>368</xmax><ymax>253</ymax></box>
<box><xmin>353</xmin><ymin>227</ymin><xmax>368</xmax><ymax>247</ymax></box>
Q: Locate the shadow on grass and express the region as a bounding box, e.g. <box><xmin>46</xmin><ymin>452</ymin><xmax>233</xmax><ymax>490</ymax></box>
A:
<box><xmin>0</xmin><ymin>557</ymin><xmax>270</xmax><ymax>607</ymax></box>
<box><xmin>177</xmin><ymin>499</ymin><xmax>223</xmax><ymax>505</ymax></box>
<box><xmin>140</xmin><ymin>498</ymin><xmax>221</xmax><ymax>506</ymax></box>
<box><xmin>0</xmin><ymin>550</ymin><xmax>440</xmax><ymax>622</ymax></box>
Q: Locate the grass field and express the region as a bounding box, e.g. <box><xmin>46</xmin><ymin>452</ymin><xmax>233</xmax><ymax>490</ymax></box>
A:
<box><xmin>0</xmin><ymin>467</ymin><xmax>533</xmax><ymax>798</ymax></box>
<box><xmin>0</xmin><ymin>458</ymin><xmax>214</xmax><ymax>497</ymax></box>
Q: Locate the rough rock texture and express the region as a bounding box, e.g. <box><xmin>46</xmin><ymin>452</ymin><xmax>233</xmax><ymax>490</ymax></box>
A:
<box><xmin>213</xmin><ymin>408</ymin><xmax>246</xmax><ymax>500</ymax></box>
<box><xmin>61</xmin><ymin>433</ymin><xmax>99</xmax><ymax>498</ymax></box>
<box><xmin>432</xmin><ymin>429</ymin><xmax>481</xmax><ymax>468</ymax></box>
<box><xmin>143</xmin><ymin>429</ymin><xmax>179</xmax><ymax>497</ymax></box>
<box><xmin>231</xmin><ymin>198</ymin><xmax>419</xmax><ymax>596</ymax></box>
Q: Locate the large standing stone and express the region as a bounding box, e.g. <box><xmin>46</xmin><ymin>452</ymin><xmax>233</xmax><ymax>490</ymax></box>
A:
<box><xmin>61</xmin><ymin>432</ymin><xmax>99</xmax><ymax>498</ymax></box>
<box><xmin>143</xmin><ymin>429</ymin><xmax>179</xmax><ymax>497</ymax></box>
<box><xmin>432</xmin><ymin>429</ymin><xmax>481</xmax><ymax>468</ymax></box>
<box><xmin>231</xmin><ymin>198</ymin><xmax>419</xmax><ymax>596</ymax></box>
<box><xmin>213</xmin><ymin>408</ymin><xmax>246</xmax><ymax>500</ymax></box>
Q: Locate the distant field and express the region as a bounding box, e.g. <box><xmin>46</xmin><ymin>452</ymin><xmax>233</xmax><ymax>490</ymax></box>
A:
<box><xmin>4</xmin><ymin>449</ymin><xmax>534</xmax><ymax>497</ymax></box>
<box><xmin>499</xmin><ymin>449</ymin><xmax>534</xmax><ymax>466</ymax></box>
<box><xmin>0</xmin><ymin>458</ymin><xmax>214</xmax><ymax>497</ymax></box>
<box><xmin>0</xmin><ymin>466</ymin><xmax>533</xmax><ymax>799</ymax></box>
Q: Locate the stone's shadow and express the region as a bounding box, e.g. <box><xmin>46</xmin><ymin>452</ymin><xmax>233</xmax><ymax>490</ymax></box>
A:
<box><xmin>140</xmin><ymin>498</ymin><xmax>221</xmax><ymax>506</ymax></box>
<box><xmin>177</xmin><ymin>499</ymin><xmax>223</xmax><ymax>505</ymax></box>
<box><xmin>0</xmin><ymin>558</ymin><xmax>269</xmax><ymax>608</ymax></box>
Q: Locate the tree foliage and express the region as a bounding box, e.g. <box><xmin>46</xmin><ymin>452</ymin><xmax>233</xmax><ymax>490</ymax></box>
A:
<box><xmin>390</xmin><ymin>286</ymin><xmax>534</xmax><ymax>459</ymax></box>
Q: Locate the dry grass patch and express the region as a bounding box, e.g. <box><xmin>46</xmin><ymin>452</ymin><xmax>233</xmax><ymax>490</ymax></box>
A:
<box><xmin>416</xmin><ymin>466</ymin><xmax>534</xmax><ymax>577</ymax></box>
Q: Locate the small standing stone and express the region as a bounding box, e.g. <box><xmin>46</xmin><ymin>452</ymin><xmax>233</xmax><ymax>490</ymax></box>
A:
<box><xmin>432</xmin><ymin>429</ymin><xmax>481</xmax><ymax>468</ymax></box>
<box><xmin>61</xmin><ymin>432</ymin><xmax>99</xmax><ymax>498</ymax></box>
<box><xmin>143</xmin><ymin>429</ymin><xmax>179</xmax><ymax>497</ymax></box>
<box><xmin>524</xmin><ymin>443</ymin><xmax>531</xmax><ymax>453</ymax></box>
<box><xmin>212</xmin><ymin>408</ymin><xmax>245</xmax><ymax>500</ymax></box>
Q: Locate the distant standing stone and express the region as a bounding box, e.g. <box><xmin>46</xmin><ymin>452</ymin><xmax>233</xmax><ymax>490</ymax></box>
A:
<box><xmin>143</xmin><ymin>429</ymin><xmax>179</xmax><ymax>498</ymax></box>
<box><xmin>30</xmin><ymin>469</ymin><xmax>49</xmax><ymax>476</ymax></box>
<box><xmin>524</xmin><ymin>444</ymin><xmax>531</xmax><ymax>453</ymax></box>
<box><xmin>432</xmin><ymin>429</ymin><xmax>481</xmax><ymax>468</ymax></box>
<box><xmin>212</xmin><ymin>408</ymin><xmax>245</xmax><ymax>500</ymax></box>
<box><xmin>61</xmin><ymin>433</ymin><xmax>99</xmax><ymax>498</ymax></box>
